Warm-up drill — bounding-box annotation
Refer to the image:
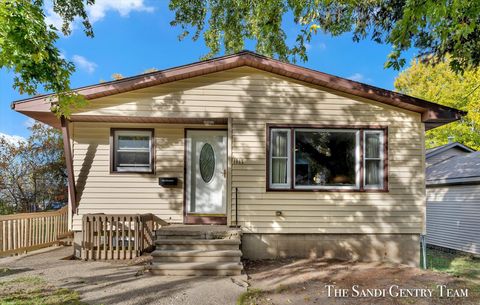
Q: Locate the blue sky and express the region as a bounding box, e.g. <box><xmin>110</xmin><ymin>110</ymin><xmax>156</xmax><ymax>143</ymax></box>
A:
<box><xmin>0</xmin><ymin>0</ymin><xmax>416</xmax><ymax>140</ymax></box>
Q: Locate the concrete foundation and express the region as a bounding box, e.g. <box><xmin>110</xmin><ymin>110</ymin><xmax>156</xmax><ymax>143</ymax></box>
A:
<box><xmin>241</xmin><ymin>233</ymin><xmax>420</xmax><ymax>267</ymax></box>
<box><xmin>74</xmin><ymin>229</ymin><xmax>420</xmax><ymax>266</ymax></box>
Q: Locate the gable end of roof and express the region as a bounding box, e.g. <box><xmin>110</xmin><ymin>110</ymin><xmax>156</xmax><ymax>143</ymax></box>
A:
<box><xmin>12</xmin><ymin>50</ymin><xmax>465</xmax><ymax>130</ymax></box>
<box><xmin>426</xmin><ymin>142</ymin><xmax>476</xmax><ymax>159</ymax></box>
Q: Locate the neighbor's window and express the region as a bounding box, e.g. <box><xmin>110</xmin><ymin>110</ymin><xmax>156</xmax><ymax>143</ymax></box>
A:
<box><xmin>112</xmin><ymin>129</ymin><xmax>153</xmax><ymax>173</ymax></box>
<box><xmin>268</xmin><ymin>126</ymin><xmax>386</xmax><ymax>191</ymax></box>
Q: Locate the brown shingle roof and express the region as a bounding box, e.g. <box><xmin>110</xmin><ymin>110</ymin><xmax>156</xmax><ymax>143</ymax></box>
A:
<box><xmin>12</xmin><ymin>50</ymin><xmax>465</xmax><ymax>129</ymax></box>
<box><xmin>427</xmin><ymin>152</ymin><xmax>480</xmax><ymax>185</ymax></box>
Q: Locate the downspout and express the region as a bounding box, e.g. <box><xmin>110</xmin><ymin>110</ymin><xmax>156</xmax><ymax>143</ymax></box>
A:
<box><xmin>421</xmin><ymin>235</ymin><xmax>427</xmax><ymax>269</ymax></box>
<box><xmin>421</xmin><ymin>122</ymin><xmax>427</xmax><ymax>269</ymax></box>
<box><xmin>235</xmin><ymin>187</ymin><xmax>238</xmax><ymax>227</ymax></box>
<box><xmin>60</xmin><ymin>117</ymin><xmax>77</xmax><ymax>214</ymax></box>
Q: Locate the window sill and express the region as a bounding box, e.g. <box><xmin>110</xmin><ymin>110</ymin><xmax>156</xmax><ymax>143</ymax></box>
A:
<box><xmin>110</xmin><ymin>170</ymin><xmax>155</xmax><ymax>175</ymax></box>
<box><xmin>266</xmin><ymin>188</ymin><xmax>389</xmax><ymax>193</ymax></box>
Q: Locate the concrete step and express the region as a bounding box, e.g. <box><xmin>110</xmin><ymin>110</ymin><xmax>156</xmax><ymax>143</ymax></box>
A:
<box><xmin>156</xmin><ymin>235</ymin><xmax>206</xmax><ymax>240</ymax></box>
<box><xmin>155</xmin><ymin>239</ymin><xmax>241</xmax><ymax>251</ymax></box>
<box><xmin>156</xmin><ymin>232</ymin><xmax>206</xmax><ymax>240</ymax></box>
<box><xmin>152</xmin><ymin>250</ymin><xmax>242</xmax><ymax>263</ymax></box>
<box><xmin>150</xmin><ymin>262</ymin><xmax>243</xmax><ymax>276</ymax></box>
<box><xmin>155</xmin><ymin>230</ymin><xmax>241</xmax><ymax>240</ymax></box>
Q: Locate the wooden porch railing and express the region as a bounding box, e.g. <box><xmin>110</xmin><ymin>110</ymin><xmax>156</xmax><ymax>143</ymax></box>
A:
<box><xmin>0</xmin><ymin>206</ymin><xmax>69</xmax><ymax>256</ymax></box>
<box><xmin>81</xmin><ymin>213</ymin><xmax>166</xmax><ymax>260</ymax></box>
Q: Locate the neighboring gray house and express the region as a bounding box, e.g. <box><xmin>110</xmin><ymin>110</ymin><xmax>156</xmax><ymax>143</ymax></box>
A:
<box><xmin>426</xmin><ymin>142</ymin><xmax>475</xmax><ymax>167</ymax></box>
<box><xmin>426</xmin><ymin>144</ymin><xmax>480</xmax><ymax>255</ymax></box>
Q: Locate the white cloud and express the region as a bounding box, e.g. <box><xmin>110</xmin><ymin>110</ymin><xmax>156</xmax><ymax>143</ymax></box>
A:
<box><xmin>44</xmin><ymin>1</ymin><xmax>79</xmax><ymax>35</ymax></box>
<box><xmin>23</xmin><ymin>118</ymin><xmax>36</xmax><ymax>128</ymax></box>
<box><xmin>0</xmin><ymin>133</ymin><xmax>26</xmax><ymax>146</ymax></box>
<box><xmin>305</xmin><ymin>42</ymin><xmax>326</xmax><ymax>52</ymax></box>
<box><xmin>72</xmin><ymin>55</ymin><xmax>98</xmax><ymax>74</ymax></box>
<box><xmin>44</xmin><ymin>0</ymin><xmax>154</xmax><ymax>34</ymax></box>
<box><xmin>347</xmin><ymin>73</ymin><xmax>364</xmax><ymax>82</ymax></box>
<box><xmin>347</xmin><ymin>73</ymin><xmax>372</xmax><ymax>83</ymax></box>
<box><xmin>87</xmin><ymin>0</ymin><xmax>154</xmax><ymax>23</ymax></box>
<box><xmin>44</xmin><ymin>6</ymin><xmax>63</xmax><ymax>31</ymax></box>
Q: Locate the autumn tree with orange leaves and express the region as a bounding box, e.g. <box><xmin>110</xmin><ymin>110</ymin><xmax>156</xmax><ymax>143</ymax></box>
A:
<box><xmin>0</xmin><ymin>122</ymin><xmax>67</xmax><ymax>214</ymax></box>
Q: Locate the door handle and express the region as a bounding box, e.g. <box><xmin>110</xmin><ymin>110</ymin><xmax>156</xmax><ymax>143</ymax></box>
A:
<box><xmin>223</xmin><ymin>169</ymin><xmax>227</xmax><ymax>178</ymax></box>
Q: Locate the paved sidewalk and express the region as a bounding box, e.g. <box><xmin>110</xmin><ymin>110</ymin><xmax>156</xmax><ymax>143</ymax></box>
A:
<box><xmin>0</xmin><ymin>246</ymin><xmax>246</xmax><ymax>305</ymax></box>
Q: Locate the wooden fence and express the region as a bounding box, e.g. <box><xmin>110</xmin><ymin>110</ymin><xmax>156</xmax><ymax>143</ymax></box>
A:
<box><xmin>82</xmin><ymin>213</ymin><xmax>165</xmax><ymax>260</ymax></box>
<box><xmin>0</xmin><ymin>206</ymin><xmax>69</xmax><ymax>256</ymax></box>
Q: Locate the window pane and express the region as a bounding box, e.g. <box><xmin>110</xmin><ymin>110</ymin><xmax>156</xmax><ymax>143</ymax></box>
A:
<box><xmin>271</xmin><ymin>159</ymin><xmax>288</xmax><ymax>184</ymax></box>
<box><xmin>113</xmin><ymin>130</ymin><xmax>152</xmax><ymax>172</ymax></box>
<box><xmin>117</xmin><ymin>151</ymin><xmax>150</xmax><ymax>167</ymax></box>
<box><xmin>118</xmin><ymin>135</ymin><xmax>150</xmax><ymax>150</ymax></box>
<box><xmin>271</xmin><ymin>131</ymin><xmax>288</xmax><ymax>157</ymax></box>
<box><xmin>295</xmin><ymin>131</ymin><xmax>356</xmax><ymax>186</ymax></box>
<box><xmin>365</xmin><ymin>133</ymin><xmax>380</xmax><ymax>159</ymax></box>
<box><xmin>365</xmin><ymin>159</ymin><xmax>381</xmax><ymax>186</ymax></box>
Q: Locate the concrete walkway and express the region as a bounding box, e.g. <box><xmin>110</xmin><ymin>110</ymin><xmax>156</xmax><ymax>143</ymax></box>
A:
<box><xmin>0</xmin><ymin>246</ymin><xmax>247</xmax><ymax>305</ymax></box>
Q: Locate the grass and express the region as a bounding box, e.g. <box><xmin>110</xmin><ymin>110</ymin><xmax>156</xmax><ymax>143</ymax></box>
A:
<box><xmin>237</xmin><ymin>288</ymin><xmax>267</xmax><ymax>305</ymax></box>
<box><xmin>0</xmin><ymin>276</ymin><xmax>84</xmax><ymax>305</ymax></box>
<box><xmin>0</xmin><ymin>269</ymin><xmax>15</xmax><ymax>277</ymax></box>
<box><xmin>425</xmin><ymin>248</ymin><xmax>480</xmax><ymax>282</ymax></box>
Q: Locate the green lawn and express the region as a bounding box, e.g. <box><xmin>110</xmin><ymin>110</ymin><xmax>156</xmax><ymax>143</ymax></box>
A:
<box><xmin>0</xmin><ymin>276</ymin><xmax>84</xmax><ymax>305</ymax></box>
<box><xmin>425</xmin><ymin>247</ymin><xmax>480</xmax><ymax>282</ymax></box>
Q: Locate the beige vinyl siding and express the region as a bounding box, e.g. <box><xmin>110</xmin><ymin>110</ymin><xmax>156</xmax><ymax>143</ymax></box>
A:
<box><xmin>426</xmin><ymin>184</ymin><xmax>480</xmax><ymax>255</ymax></box>
<box><xmin>72</xmin><ymin>67</ymin><xmax>425</xmax><ymax>234</ymax></box>
<box><xmin>72</xmin><ymin>122</ymin><xmax>226</xmax><ymax>230</ymax></box>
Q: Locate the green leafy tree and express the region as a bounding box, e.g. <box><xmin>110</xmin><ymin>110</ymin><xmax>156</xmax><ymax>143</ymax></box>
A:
<box><xmin>170</xmin><ymin>0</ymin><xmax>480</xmax><ymax>72</ymax></box>
<box><xmin>395</xmin><ymin>58</ymin><xmax>480</xmax><ymax>150</ymax></box>
<box><xmin>0</xmin><ymin>0</ymin><xmax>91</xmax><ymax>116</ymax></box>
<box><xmin>0</xmin><ymin>121</ymin><xmax>67</xmax><ymax>214</ymax></box>
<box><xmin>2</xmin><ymin>0</ymin><xmax>480</xmax><ymax>115</ymax></box>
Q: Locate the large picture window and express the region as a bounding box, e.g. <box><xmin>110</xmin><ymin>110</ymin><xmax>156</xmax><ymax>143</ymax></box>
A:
<box><xmin>268</xmin><ymin>126</ymin><xmax>386</xmax><ymax>191</ymax></box>
<box><xmin>295</xmin><ymin>129</ymin><xmax>359</xmax><ymax>189</ymax></box>
<box><xmin>111</xmin><ymin>129</ymin><xmax>154</xmax><ymax>173</ymax></box>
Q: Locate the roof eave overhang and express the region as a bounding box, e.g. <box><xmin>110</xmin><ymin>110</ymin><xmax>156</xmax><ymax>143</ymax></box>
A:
<box><xmin>12</xmin><ymin>98</ymin><xmax>60</xmax><ymax>128</ymax></box>
<box><xmin>427</xmin><ymin>176</ymin><xmax>480</xmax><ymax>186</ymax></box>
<box><xmin>11</xmin><ymin>51</ymin><xmax>465</xmax><ymax>129</ymax></box>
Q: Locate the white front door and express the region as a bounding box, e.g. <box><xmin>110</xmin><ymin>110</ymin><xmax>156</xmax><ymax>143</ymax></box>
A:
<box><xmin>185</xmin><ymin>130</ymin><xmax>227</xmax><ymax>222</ymax></box>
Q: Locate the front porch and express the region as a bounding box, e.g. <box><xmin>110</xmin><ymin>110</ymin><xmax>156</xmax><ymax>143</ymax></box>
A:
<box><xmin>77</xmin><ymin>214</ymin><xmax>244</xmax><ymax>276</ymax></box>
<box><xmin>69</xmin><ymin>120</ymin><xmax>236</xmax><ymax>231</ymax></box>
<box><xmin>151</xmin><ymin>224</ymin><xmax>243</xmax><ymax>276</ymax></box>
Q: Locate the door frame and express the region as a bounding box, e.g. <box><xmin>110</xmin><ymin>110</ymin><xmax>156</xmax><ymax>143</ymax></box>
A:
<box><xmin>183</xmin><ymin>128</ymin><xmax>228</xmax><ymax>225</ymax></box>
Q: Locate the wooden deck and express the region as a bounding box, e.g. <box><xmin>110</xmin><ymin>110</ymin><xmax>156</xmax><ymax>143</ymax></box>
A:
<box><xmin>0</xmin><ymin>206</ymin><xmax>69</xmax><ymax>256</ymax></box>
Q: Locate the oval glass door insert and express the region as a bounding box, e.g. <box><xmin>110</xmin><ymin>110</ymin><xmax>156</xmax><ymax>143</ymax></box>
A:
<box><xmin>199</xmin><ymin>143</ymin><xmax>215</xmax><ymax>183</ymax></box>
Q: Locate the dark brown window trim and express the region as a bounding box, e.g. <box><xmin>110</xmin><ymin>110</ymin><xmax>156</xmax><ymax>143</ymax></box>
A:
<box><xmin>265</xmin><ymin>124</ymin><xmax>389</xmax><ymax>193</ymax></box>
<box><xmin>110</xmin><ymin>128</ymin><xmax>155</xmax><ymax>175</ymax></box>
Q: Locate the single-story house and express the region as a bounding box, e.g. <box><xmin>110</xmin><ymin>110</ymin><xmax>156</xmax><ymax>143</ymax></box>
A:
<box><xmin>12</xmin><ymin>51</ymin><xmax>464</xmax><ymax>267</ymax></box>
<box><xmin>426</xmin><ymin>144</ymin><xmax>480</xmax><ymax>255</ymax></box>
